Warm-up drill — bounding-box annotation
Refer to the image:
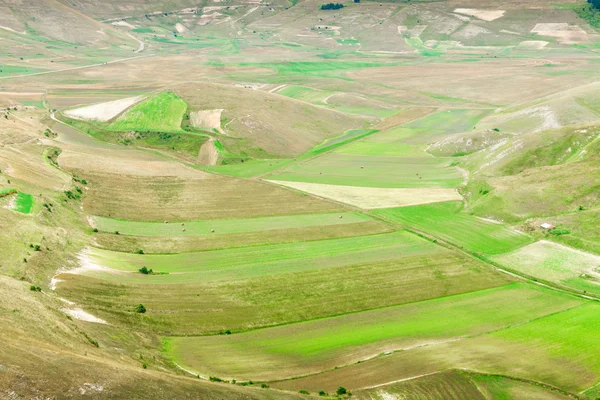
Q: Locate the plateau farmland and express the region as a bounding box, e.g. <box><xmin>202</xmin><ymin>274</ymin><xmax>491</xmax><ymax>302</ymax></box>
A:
<box><xmin>1</xmin><ymin>0</ymin><xmax>600</xmax><ymax>398</ymax></box>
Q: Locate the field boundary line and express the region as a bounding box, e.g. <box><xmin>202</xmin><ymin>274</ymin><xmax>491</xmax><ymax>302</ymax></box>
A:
<box><xmin>394</xmin><ymin>223</ymin><xmax>600</xmax><ymax>303</ymax></box>
<box><xmin>0</xmin><ymin>54</ymin><xmax>156</xmax><ymax>81</ymax></box>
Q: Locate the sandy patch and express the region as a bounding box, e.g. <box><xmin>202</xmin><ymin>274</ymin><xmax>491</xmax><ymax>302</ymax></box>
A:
<box><xmin>197</xmin><ymin>139</ymin><xmax>219</xmax><ymax>166</ymax></box>
<box><xmin>175</xmin><ymin>23</ymin><xmax>187</xmax><ymax>33</ymax></box>
<box><xmin>63</xmin><ymin>95</ymin><xmax>145</xmax><ymax>122</ymax></box>
<box><xmin>267</xmin><ymin>181</ymin><xmax>462</xmax><ymax>209</ymax></box>
<box><xmin>531</xmin><ymin>23</ymin><xmax>588</xmax><ymax>44</ymax></box>
<box><xmin>63</xmin><ymin>308</ymin><xmax>107</xmax><ymax>324</ymax></box>
<box><xmin>111</xmin><ymin>21</ymin><xmax>135</xmax><ymax>29</ymax></box>
<box><xmin>190</xmin><ymin>109</ymin><xmax>224</xmax><ymax>133</ymax></box>
<box><xmin>516</xmin><ymin>40</ymin><xmax>549</xmax><ymax>50</ymax></box>
<box><xmin>454</xmin><ymin>8</ymin><xmax>505</xmax><ymax>22</ymax></box>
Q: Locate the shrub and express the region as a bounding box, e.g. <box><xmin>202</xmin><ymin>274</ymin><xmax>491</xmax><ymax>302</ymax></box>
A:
<box><xmin>261</xmin><ymin>383</ymin><xmax>269</xmax><ymax>388</ymax></box>
<box><xmin>318</xmin><ymin>391</ymin><xmax>327</xmax><ymax>396</ymax></box>
<box><xmin>337</xmin><ymin>387</ymin><xmax>347</xmax><ymax>395</ymax></box>
<box><xmin>29</xmin><ymin>285</ymin><xmax>42</xmax><ymax>292</ymax></box>
<box><xmin>114</xmin><ymin>231</ymin><xmax>120</xmax><ymax>235</ymax></box>
<box><xmin>139</xmin><ymin>266</ymin><xmax>153</xmax><ymax>275</ymax></box>
<box><xmin>135</xmin><ymin>304</ymin><xmax>147</xmax><ymax>313</ymax></box>
<box><xmin>209</xmin><ymin>376</ymin><xmax>224</xmax><ymax>382</ymax></box>
<box><xmin>93</xmin><ymin>228</ymin><xmax>98</xmax><ymax>233</ymax></box>
<box><xmin>321</xmin><ymin>2</ymin><xmax>343</xmax><ymax>9</ymax></box>
<box><xmin>136</xmin><ymin>249</ymin><xmax>145</xmax><ymax>254</ymax></box>
<box><xmin>299</xmin><ymin>390</ymin><xmax>310</xmax><ymax>395</ymax></box>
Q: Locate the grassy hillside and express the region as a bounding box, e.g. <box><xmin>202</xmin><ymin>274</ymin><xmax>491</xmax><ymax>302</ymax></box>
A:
<box><xmin>108</xmin><ymin>91</ymin><xmax>188</xmax><ymax>132</ymax></box>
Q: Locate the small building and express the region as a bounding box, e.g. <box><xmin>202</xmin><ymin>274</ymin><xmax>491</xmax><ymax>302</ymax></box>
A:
<box><xmin>540</xmin><ymin>223</ymin><xmax>555</xmax><ymax>230</ymax></box>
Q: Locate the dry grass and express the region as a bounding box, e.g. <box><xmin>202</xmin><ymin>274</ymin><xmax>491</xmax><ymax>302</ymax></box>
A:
<box><xmin>268</xmin><ymin>181</ymin><xmax>462</xmax><ymax>209</ymax></box>
<box><xmin>81</xmin><ymin>172</ymin><xmax>341</xmax><ymax>221</ymax></box>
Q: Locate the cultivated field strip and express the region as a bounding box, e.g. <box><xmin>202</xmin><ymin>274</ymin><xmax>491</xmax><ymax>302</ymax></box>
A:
<box><xmin>76</xmin><ymin>231</ymin><xmax>459</xmax><ymax>282</ymax></box>
<box><xmin>81</xmin><ymin>171</ymin><xmax>342</xmax><ymax>221</ymax></box>
<box><xmin>90</xmin><ymin>212</ymin><xmax>372</xmax><ymax>237</ymax></box>
<box><xmin>93</xmin><ymin>220</ymin><xmax>391</xmax><ymax>254</ymax></box>
<box><xmin>374</xmin><ymin>201</ymin><xmax>533</xmax><ymax>255</ymax></box>
<box><xmin>56</xmin><ymin>231</ymin><xmax>511</xmax><ymax>335</ymax></box>
<box><xmin>166</xmin><ymin>283</ymin><xmax>581</xmax><ymax>381</ymax></box>
<box><xmin>272</xmin><ymin>302</ymin><xmax>600</xmax><ymax>393</ymax></box>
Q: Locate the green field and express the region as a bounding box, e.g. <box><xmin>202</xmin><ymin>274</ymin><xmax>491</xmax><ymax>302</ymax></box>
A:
<box><xmin>166</xmin><ymin>283</ymin><xmax>581</xmax><ymax>381</ymax></box>
<box><xmin>273</xmin><ymin>302</ymin><xmax>600</xmax><ymax>393</ymax></box>
<box><xmin>13</xmin><ymin>192</ymin><xmax>34</xmax><ymax>214</ymax></box>
<box><xmin>92</xmin><ymin>212</ymin><xmax>372</xmax><ymax>237</ymax></box>
<box><xmin>267</xmin><ymin>109</ymin><xmax>489</xmax><ymax>188</ymax></box>
<box><xmin>201</xmin><ymin>159</ymin><xmax>296</xmax><ymax>178</ymax></box>
<box><xmin>374</xmin><ymin>202</ymin><xmax>533</xmax><ymax>255</ymax></box>
<box><xmin>80</xmin><ymin>231</ymin><xmax>467</xmax><ymax>282</ymax></box>
<box><xmin>309</xmin><ymin>129</ymin><xmax>379</xmax><ymax>155</ymax></box>
<box><xmin>108</xmin><ymin>91</ymin><xmax>187</xmax><ymax>132</ymax></box>
<box><xmin>57</xmin><ymin>230</ymin><xmax>510</xmax><ymax>335</ymax></box>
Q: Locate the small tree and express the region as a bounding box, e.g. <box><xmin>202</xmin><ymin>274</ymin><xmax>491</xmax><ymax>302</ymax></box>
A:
<box><xmin>135</xmin><ymin>304</ymin><xmax>147</xmax><ymax>313</ymax></box>
<box><xmin>337</xmin><ymin>387</ymin><xmax>347</xmax><ymax>395</ymax></box>
<box><xmin>139</xmin><ymin>266</ymin><xmax>153</xmax><ymax>275</ymax></box>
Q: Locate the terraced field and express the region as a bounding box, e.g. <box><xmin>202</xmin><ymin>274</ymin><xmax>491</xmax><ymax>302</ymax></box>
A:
<box><xmin>5</xmin><ymin>0</ymin><xmax>600</xmax><ymax>398</ymax></box>
<box><xmin>56</xmin><ymin>230</ymin><xmax>511</xmax><ymax>335</ymax></box>
<box><xmin>166</xmin><ymin>283</ymin><xmax>580</xmax><ymax>381</ymax></box>
<box><xmin>374</xmin><ymin>201</ymin><xmax>533</xmax><ymax>255</ymax></box>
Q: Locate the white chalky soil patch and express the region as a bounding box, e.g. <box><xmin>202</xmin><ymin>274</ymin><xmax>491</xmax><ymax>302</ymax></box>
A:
<box><xmin>64</xmin><ymin>95</ymin><xmax>145</xmax><ymax>122</ymax></box>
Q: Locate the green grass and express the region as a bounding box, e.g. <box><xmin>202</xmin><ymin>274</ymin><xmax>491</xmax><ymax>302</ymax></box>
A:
<box><xmin>13</xmin><ymin>193</ymin><xmax>34</xmax><ymax>214</ymax></box>
<box><xmin>19</xmin><ymin>100</ymin><xmax>44</xmax><ymax>109</ymax></box>
<box><xmin>165</xmin><ymin>283</ymin><xmax>581</xmax><ymax>381</ymax></box>
<box><xmin>79</xmin><ymin>231</ymin><xmax>449</xmax><ymax>282</ymax></box>
<box><xmin>276</xmin><ymin>85</ymin><xmax>313</xmax><ymax>98</ymax></box>
<box><xmin>57</xmin><ymin>230</ymin><xmax>510</xmax><ymax>335</ymax></box>
<box><xmin>236</xmin><ymin>61</ymin><xmax>390</xmax><ymax>82</ymax></box>
<box><xmin>92</xmin><ymin>212</ymin><xmax>372</xmax><ymax>237</ymax></box>
<box><xmin>108</xmin><ymin>91</ymin><xmax>187</xmax><ymax>132</ymax></box>
<box><xmin>374</xmin><ymin>202</ymin><xmax>533</xmax><ymax>255</ymax></box>
<box><xmin>268</xmin><ymin>109</ymin><xmax>487</xmax><ymax>188</ymax></box>
<box><xmin>336</xmin><ymin>39</ymin><xmax>360</xmax><ymax>45</ymax></box>
<box><xmin>309</xmin><ymin>129</ymin><xmax>379</xmax><ymax>155</ymax></box>
<box><xmin>0</xmin><ymin>65</ymin><xmax>47</xmax><ymax>76</ymax></box>
<box><xmin>201</xmin><ymin>159</ymin><xmax>296</xmax><ymax>178</ymax></box>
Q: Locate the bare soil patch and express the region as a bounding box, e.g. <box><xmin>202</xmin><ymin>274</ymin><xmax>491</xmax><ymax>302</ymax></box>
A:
<box><xmin>190</xmin><ymin>109</ymin><xmax>224</xmax><ymax>133</ymax></box>
<box><xmin>531</xmin><ymin>23</ymin><xmax>588</xmax><ymax>44</ymax></box>
<box><xmin>197</xmin><ymin>139</ymin><xmax>219</xmax><ymax>166</ymax></box>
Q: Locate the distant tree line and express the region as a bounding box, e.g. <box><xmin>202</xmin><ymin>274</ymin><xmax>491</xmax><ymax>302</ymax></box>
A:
<box><xmin>321</xmin><ymin>3</ymin><xmax>344</xmax><ymax>10</ymax></box>
<box><xmin>589</xmin><ymin>0</ymin><xmax>600</xmax><ymax>10</ymax></box>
